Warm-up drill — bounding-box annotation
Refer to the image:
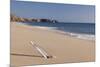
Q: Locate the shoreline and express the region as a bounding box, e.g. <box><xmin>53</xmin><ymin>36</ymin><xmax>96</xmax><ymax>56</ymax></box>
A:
<box><xmin>17</xmin><ymin>22</ymin><xmax>95</xmax><ymax>41</ymax></box>
<box><xmin>11</xmin><ymin>22</ymin><xmax>95</xmax><ymax>66</ymax></box>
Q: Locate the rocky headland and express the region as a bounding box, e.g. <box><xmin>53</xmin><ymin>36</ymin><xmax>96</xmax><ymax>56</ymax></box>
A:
<box><xmin>11</xmin><ymin>14</ymin><xmax>58</xmax><ymax>23</ymax></box>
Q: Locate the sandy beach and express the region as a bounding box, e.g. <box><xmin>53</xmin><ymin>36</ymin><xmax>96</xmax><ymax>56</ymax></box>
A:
<box><xmin>10</xmin><ymin>22</ymin><xmax>95</xmax><ymax>66</ymax></box>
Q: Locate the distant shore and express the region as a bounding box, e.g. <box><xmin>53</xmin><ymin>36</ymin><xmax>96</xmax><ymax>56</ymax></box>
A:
<box><xmin>11</xmin><ymin>14</ymin><xmax>58</xmax><ymax>23</ymax></box>
<box><xmin>11</xmin><ymin>22</ymin><xmax>95</xmax><ymax>66</ymax></box>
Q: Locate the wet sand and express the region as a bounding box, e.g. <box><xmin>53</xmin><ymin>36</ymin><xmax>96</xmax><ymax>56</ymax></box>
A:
<box><xmin>10</xmin><ymin>22</ymin><xmax>95</xmax><ymax>66</ymax></box>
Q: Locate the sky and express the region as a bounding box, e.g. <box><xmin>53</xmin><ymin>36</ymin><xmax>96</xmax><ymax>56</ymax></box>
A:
<box><xmin>11</xmin><ymin>0</ymin><xmax>95</xmax><ymax>23</ymax></box>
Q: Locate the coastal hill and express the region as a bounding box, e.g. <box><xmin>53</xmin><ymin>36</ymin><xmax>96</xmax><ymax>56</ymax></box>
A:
<box><xmin>10</xmin><ymin>14</ymin><xmax>58</xmax><ymax>23</ymax></box>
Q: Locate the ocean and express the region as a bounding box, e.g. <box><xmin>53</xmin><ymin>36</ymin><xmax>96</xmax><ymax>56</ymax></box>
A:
<box><xmin>19</xmin><ymin>22</ymin><xmax>95</xmax><ymax>40</ymax></box>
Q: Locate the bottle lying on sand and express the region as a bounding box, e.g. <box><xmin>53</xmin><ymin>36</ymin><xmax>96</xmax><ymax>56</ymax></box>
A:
<box><xmin>29</xmin><ymin>41</ymin><xmax>53</xmax><ymax>59</ymax></box>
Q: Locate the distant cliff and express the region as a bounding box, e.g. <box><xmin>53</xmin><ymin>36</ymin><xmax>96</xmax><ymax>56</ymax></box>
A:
<box><xmin>10</xmin><ymin>14</ymin><xmax>58</xmax><ymax>23</ymax></box>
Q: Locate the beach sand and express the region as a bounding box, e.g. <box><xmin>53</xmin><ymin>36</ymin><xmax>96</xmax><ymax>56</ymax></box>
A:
<box><xmin>10</xmin><ymin>22</ymin><xmax>95</xmax><ymax>66</ymax></box>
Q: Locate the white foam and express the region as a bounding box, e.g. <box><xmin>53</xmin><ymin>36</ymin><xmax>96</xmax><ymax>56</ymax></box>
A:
<box><xmin>67</xmin><ymin>32</ymin><xmax>95</xmax><ymax>40</ymax></box>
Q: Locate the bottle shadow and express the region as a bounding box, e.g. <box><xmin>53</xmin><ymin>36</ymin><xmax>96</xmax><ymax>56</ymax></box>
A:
<box><xmin>11</xmin><ymin>53</ymin><xmax>43</xmax><ymax>58</ymax></box>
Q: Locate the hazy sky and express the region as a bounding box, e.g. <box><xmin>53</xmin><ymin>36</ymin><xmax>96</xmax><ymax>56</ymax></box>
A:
<box><xmin>11</xmin><ymin>0</ymin><xmax>95</xmax><ymax>23</ymax></box>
